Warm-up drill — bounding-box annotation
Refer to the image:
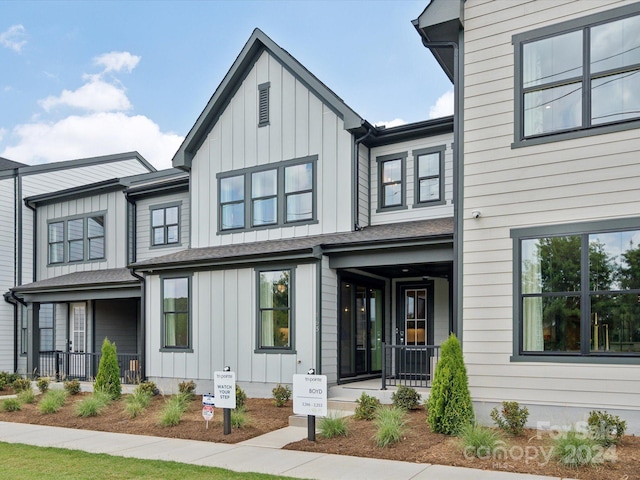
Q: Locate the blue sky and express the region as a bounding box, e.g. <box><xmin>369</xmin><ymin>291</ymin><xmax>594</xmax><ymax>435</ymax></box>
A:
<box><xmin>0</xmin><ymin>0</ymin><xmax>452</xmax><ymax>170</ymax></box>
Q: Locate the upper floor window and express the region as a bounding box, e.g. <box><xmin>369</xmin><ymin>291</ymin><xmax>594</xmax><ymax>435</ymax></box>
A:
<box><xmin>377</xmin><ymin>152</ymin><xmax>406</xmax><ymax>211</ymax></box>
<box><xmin>162</xmin><ymin>276</ymin><xmax>191</xmax><ymax>350</ymax></box>
<box><xmin>48</xmin><ymin>214</ymin><xmax>105</xmax><ymax>265</ymax></box>
<box><xmin>513</xmin><ymin>4</ymin><xmax>640</xmax><ymax>146</ymax></box>
<box><xmin>151</xmin><ymin>205</ymin><xmax>180</xmax><ymax>246</ymax></box>
<box><xmin>218</xmin><ymin>156</ymin><xmax>317</xmax><ymax>233</ymax></box>
<box><xmin>414</xmin><ymin>146</ymin><xmax>444</xmax><ymax>206</ymax></box>
<box><xmin>512</xmin><ymin>219</ymin><xmax>640</xmax><ymax>360</ymax></box>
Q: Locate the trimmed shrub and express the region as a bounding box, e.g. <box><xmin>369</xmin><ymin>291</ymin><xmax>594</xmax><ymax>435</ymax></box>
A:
<box><xmin>392</xmin><ymin>385</ymin><xmax>421</xmax><ymax>411</ymax></box>
<box><xmin>0</xmin><ymin>378</ymin><xmax>5</xmax><ymax>391</ymax></box>
<box><xmin>235</xmin><ymin>385</ymin><xmax>247</xmax><ymax>409</ymax></box>
<box><xmin>178</xmin><ymin>380</ymin><xmax>196</xmax><ymax>400</ymax></box>
<box><xmin>75</xmin><ymin>391</ymin><xmax>111</xmax><ymax>417</ymax></box>
<box><xmin>458</xmin><ymin>423</ymin><xmax>505</xmax><ymax>458</ymax></box>
<box><xmin>38</xmin><ymin>390</ymin><xmax>67</xmax><ymax>414</ymax></box>
<box><xmin>354</xmin><ymin>392</ymin><xmax>381</xmax><ymax>421</ymax></box>
<box><xmin>17</xmin><ymin>389</ymin><xmax>36</xmax><ymax>404</ymax></box>
<box><xmin>588</xmin><ymin>410</ymin><xmax>626</xmax><ymax>446</ymax></box>
<box><xmin>490</xmin><ymin>401</ymin><xmax>529</xmax><ymax>436</ymax></box>
<box><xmin>426</xmin><ymin>333</ymin><xmax>474</xmax><ymax>435</ymax></box>
<box><xmin>94</xmin><ymin>338</ymin><xmax>121</xmax><ymax>400</ymax></box>
<box><xmin>272</xmin><ymin>384</ymin><xmax>292</xmax><ymax>407</ymax></box>
<box><xmin>64</xmin><ymin>379</ymin><xmax>82</xmax><ymax>395</ymax></box>
<box><xmin>1</xmin><ymin>398</ymin><xmax>21</xmax><ymax>412</ymax></box>
<box><xmin>374</xmin><ymin>407</ymin><xmax>407</xmax><ymax>447</ymax></box>
<box><xmin>36</xmin><ymin>377</ymin><xmax>50</xmax><ymax>394</ymax></box>
<box><xmin>135</xmin><ymin>381</ymin><xmax>159</xmax><ymax>397</ymax></box>
<box><xmin>319</xmin><ymin>413</ymin><xmax>348</xmax><ymax>439</ymax></box>
<box><xmin>12</xmin><ymin>377</ymin><xmax>32</xmax><ymax>393</ymax></box>
<box><xmin>0</xmin><ymin>371</ymin><xmax>20</xmax><ymax>388</ymax></box>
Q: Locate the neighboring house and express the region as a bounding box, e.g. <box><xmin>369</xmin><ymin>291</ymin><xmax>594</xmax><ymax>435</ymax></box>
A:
<box><xmin>10</xmin><ymin>167</ymin><xmax>188</xmax><ymax>381</ymax></box>
<box><xmin>1</xmin><ymin>153</ymin><xmax>155</xmax><ymax>375</ymax></box>
<box><xmin>130</xmin><ymin>29</ymin><xmax>456</xmax><ymax>396</ymax></box>
<box><xmin>415</xmin><ymin>0</ymin><xmax>640</xmax><ymax>432</ymax></box>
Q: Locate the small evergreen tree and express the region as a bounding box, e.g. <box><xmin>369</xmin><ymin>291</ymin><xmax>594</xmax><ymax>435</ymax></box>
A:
<box><xmin>426</xmin><ymin>333</ymin><xmax>474</xmax><ymax>435</ymax></box>
<box><xmin>94</xmin><ymin>337</ymin><xmax>121</xmax><ymax>400</ymax></box>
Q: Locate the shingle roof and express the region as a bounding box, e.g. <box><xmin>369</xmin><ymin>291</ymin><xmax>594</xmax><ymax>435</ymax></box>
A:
<box><xmin>132</xmin><ymin>218</ymin><xmax>453</xmax><ymax>271</ymax></box>
<box><xmin>12</xmin><ymin>268</ymin><xmax>140</xmax><ymax>293</ymax></box>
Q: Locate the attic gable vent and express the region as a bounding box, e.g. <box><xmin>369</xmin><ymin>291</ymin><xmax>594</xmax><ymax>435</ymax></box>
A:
<box><xmin>258</xmin><ymin>82</ymin><xmax>270</xmax><ymax>127</ymax></box>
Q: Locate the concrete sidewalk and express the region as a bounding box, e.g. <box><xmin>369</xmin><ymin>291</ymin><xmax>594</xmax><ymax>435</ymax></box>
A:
<box><xmin>0</xmin><ymin>421</ymin><xmax>575</xmax><ymax>480</ymax></box>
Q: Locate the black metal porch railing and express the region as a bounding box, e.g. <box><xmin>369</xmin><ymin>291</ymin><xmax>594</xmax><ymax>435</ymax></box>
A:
<box><xmin>38</xmin><ymin>351</ymin><xmax>141</xmax><ymax>384</ymax></box>
<box><xmin>381</xmin><ymin>343</ymin><xmax>440</xmax><ymax>389</ymax></box>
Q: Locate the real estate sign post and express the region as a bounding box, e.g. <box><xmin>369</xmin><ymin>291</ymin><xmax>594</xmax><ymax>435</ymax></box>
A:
<box><xmin>202</xmin><ymin>393</ymin><xmax>215</xmax><ymax>429</ymax></box>
<box><xmin>293</xmin><ymin>370</ymin><xmax>327</xmax><ymax>442</ymax></box>
<box><xmin>214</xmin><ymin>368</ymin><xmax>236</xmax><ymax>435</ymax></box>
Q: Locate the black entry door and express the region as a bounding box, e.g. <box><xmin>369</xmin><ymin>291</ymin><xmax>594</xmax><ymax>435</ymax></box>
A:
<box><xmin>339</xmin><ymin>278</ymin><xmax>383</xmax><ymax>379</ymax></box>
<box><xmin>397</xmin><ymin>283</ymin><xmax>433</xmax><ymax>377</ymax></box>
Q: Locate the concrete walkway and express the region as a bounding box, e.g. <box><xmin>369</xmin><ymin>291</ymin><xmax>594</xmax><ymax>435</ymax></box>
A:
<box><xmin>0</xmin><ymin>421</ymin><xmax>576</xmax><ymax>480</ymax></box>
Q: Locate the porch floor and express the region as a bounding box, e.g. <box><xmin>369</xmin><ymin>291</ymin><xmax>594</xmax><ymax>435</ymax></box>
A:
<box><xmin>329</xmin><ymin>378</ymin><xmax>431</xmax><ymax>405</ymax></box>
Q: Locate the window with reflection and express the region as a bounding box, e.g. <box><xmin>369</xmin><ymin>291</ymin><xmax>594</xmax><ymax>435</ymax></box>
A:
<box><xmin>252</xmin><ymin>169</ymin><xmax>277</xmax><ymax>226</ymax></box>
<box><xmin>381</xmin><ymin>159</ymin><xmax>403</xmax><ymax>208</ymax></box>
<box><xmin>48</xmin><ymin>215</ymin><xmax>105</xmax><ymax>264</ymax></box>
<box><xmin>285</xmin><ymin>163</ymin><xmax>313</xmax><ymax>222</ymax></box>
<box><xmin>220</xmin><ymin>175</ymin><xmax>245</xmax><ymax>230</ymax></box>
<box><xmin>39</xmin><ymin>303</ymin><xmax>55</xmax><ymax>351</ymax></box>
<box><xmin>151</xmin><ymin>206</ymin><xmax>179</xmax><ymax>246</ymax></box>
<box><xmin>162</xmin><ymin>277</ymin><xmax>190</xmax><ymax>349</ymax></box>
<box><xmin>415</xmin><ymin>148</ymin><xmax>443</xmax><ymax>204</ymax></box>
<box><xmin>257</xmin><ymin>269</ymin><xmax>292</xmax><ymax>351</ymax></box>
<box><xmin>518</xmin><ymin>227</ymin><xmax>640</xmax><ymax>356</ymax></box>
<box><xmin>516</xmin><ymin>8</ymin><xmax>640</xmax><ymax>140</ymax></box>
<box><xmin>48</xmin><ymin>222</ymin><xmax>64</xmax><ymax>264</ymax></box>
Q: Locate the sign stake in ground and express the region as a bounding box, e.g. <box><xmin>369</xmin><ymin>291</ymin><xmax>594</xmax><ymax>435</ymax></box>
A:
<box><xmin>202</xmin><ymin>393</ymin><xmax>215</xmax><ymax>429</ymax></box>
<box><xmin>293</xmin><ymin>368</ymin><xmax>327</xmax><ymax>442</ymax></box>
<box><xmin>214</xmin><ymin>367</ymin><xmax>236</xmax><ymax>435</ymax></box>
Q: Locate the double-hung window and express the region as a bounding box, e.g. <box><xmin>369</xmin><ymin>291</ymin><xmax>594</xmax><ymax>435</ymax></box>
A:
<box><xmin>257</xmin><ymin>269</ymin><xmax>293</xmax><ymax>352</ymax></box>
<box><xmin>48</xmin><ymin>214</ymin><xmax>105</xmax><ymax>264</ymax></box>
<box><xmin>151</xmin><ymin>205</ymin><xmax>180</xmax><ymax>246</ymax></box>
<box><xmin>218</xmin><ymin>156</ymin><xmax>316</xmax><ymax>232</ymax></box>
<box><xmin>513</xmin><ymin>220</ymin><xmax>640</xmax><ymax>360</ymax></box>
<box><xmin>377</xmin><ymin>153</ymin><xmax>406</xmax><ymax>210</ymax></box>
<box><xmin>514</xmin><ymin>4</ymin><xmax>640</xmax><ymax>145</ymax></box>
<box><xmin>414</xmin><ymin>146</ymin><xmax>444</xmax><ymax>205</ymax></box>
<box><xmin>162</xmin><ymin>276</ymin><xmax>191</xmax><ymax>350</ymax></box>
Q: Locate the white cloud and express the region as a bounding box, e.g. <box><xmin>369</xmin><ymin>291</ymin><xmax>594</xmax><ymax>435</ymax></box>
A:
<box><xmin>1</xmin><ymin>113</ymin><xmax>183</xmax><ymax>170</ymax></box>
<box><xmin>429</xmin><ymin>90</ymin><xmax>454</xmax><ymax>119</ymax></box>
<box><xmin>39</xmin><ymin>78</ymin><xmax>132</xmax><ymax>112</ymax></box>
<box><xmin>374</xmin><ymin>118</ymin><xmax>407</xmax><ymax>129</ymax></box>
<box><xmin>94</xmin><ymin>51</ymin><xmax>140</xmax><ymax>73</ymax></box>
<box><xmin>0</xmin><ymin>128</ymin><xmax>5</xmax><ymax>143</ymax></box>
<box><xmin>0</xmin><ymin>25</ymin><xmax>27</xmax><ymax>53</ymax></box>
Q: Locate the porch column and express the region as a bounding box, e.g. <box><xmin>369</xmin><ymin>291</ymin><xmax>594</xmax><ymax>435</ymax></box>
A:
<box><xmin>26</xmin><ymin>303</ymin><xmax>40</xmax><ymax>378</ymax></box>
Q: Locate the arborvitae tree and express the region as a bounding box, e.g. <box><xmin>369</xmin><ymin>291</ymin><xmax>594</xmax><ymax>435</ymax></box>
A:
<box><xmin>94</xmin><ymin>337</ymin><xmax>121</xmax><ymax>400</ymax></box>
<box><xmin>426</xmin><ymin>333</ymin><xmax>474</xmax><ymax>435</ymax></box>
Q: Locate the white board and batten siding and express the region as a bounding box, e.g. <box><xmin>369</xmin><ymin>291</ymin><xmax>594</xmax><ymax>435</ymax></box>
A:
<box><xmin>146</xmin><ymin>263</ymin><xmax>317</xmax><ymax>392</ymax></box>
<box><xmin>36</xmin><ymin>191</ymin><xmax>129</xmax><ymax>280</ymax></box>
<box><xmin>0</xmin><ymin>177</ymin><xmax>16</xmax><ymax>371</ymax></box>
<box><xmin>369</xmin><ymin>133</ymin><xmax>454</xmax><ymax>226</ymax></box>
<box><xmin>190</xmin><ymin>49</ymin><xmax>353</xmax><ymax>249</ymax></box>
<box><xmin>135</xmin><ymin>190</ymin><xmax>190</xmax><ymax>262</ymax></box>
<box><xmin>20</xmin><ymin>158</ymin><xmax>151</xmax><ymax>285</ymax></box>
<box><xmin>463</xmin><ymin>0</ymin><xmax>640</xmax><ymax>416</ymax></box>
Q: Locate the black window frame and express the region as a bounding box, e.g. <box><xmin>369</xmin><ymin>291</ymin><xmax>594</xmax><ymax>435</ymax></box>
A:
<box><xmin>255</xmin><ymin>267</ymin><xmax>295</xmax><ymax>354</ymax></box>
<box><xmin>217</xmin><ymin>155</ymin><xmax>317</xmax><ymax>234</ymax></box>
<box><xmin>511</xmin><ymin>218</ymin><xmax>640</xmax><ymax>364</ymax></box>
<box><xmin>160</xmin><ymin>274</ymin><xmax>193</xmax><ymax>352</ymax></box>
<box><xmin>47</xmin><ymin>213</ymin><xmax>107</xmax><ymax>265</ymax></box>
<box><xmin>150</xmin><ymin>202</ymin><xmax>181</xmax><ymax>248</ymax></box>
<box><xmin>376</xmin><ymin>152</ymin><xmax>407</xmax><ymax>212</ymax></box>
<box><xmin>512</xmin><ymin>2</ymin><xmax>640</xmax><ymax>148</ymax></box>
<box><xmin>413</xmin><ymin>145</ymin><xmax>445</xmax><ymax>207</ymax></box>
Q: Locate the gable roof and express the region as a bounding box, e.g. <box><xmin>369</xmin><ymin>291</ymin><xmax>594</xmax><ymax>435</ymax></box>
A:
<box><xmin>173</xmin><ymin>28</ymin><xmax>364</xmax><ymax>171</ymax></box>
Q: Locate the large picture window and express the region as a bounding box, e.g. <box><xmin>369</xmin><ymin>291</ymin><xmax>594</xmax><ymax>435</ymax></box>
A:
<box><xmin>48</xmin><ymin>214</ymin><xmax>105</xmax><ymax>264</ymax></box>
<box><xmin>162</xmin><ymin>276</ymin><xmax>190</xmax><ymax>350</ymax></box>
<box><xmin>513</xmin><ymin>4</ymin><xmax>640</xmax><ymax>145</ymax></box>
<box><xmin>257</xmin><ymin>269</ymin><xmax>292</xmax><ymax>351</ymax></box>
<box><xmin>514</xmin><ymin>222</ymin><xmax>640</xmax><ymax>358</ymax></box>
<box><xmin>218</xmin><ymin>156</ymin><xmax>316</xmax><ymax>233</ymax></box>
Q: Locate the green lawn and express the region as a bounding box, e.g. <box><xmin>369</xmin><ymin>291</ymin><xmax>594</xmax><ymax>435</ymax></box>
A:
<box><xmin>0</xmin><ymin>442</ymin><xmax>301</xmax><ymax>480</ymax></box>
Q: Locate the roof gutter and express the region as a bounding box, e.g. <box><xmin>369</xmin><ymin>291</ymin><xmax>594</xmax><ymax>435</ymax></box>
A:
<box><xmin>4</xmin><ymin>291</ymin><xmax>26</xmax><ymax>374</ymax></box>
<box><xmin>23</xmin><ymin>198</ymin><xmax>38</xmax><ymax>284</ymax></box>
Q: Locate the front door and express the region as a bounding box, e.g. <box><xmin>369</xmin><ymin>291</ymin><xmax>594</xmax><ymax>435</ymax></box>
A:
<box><xmin>339</xmin><ymin>278</ymin><xmax>383</xmax><ymax>379</ymax></box>
<box><xmin>397</xmin><ymin>284</ymin><xmax>432</xmax><ymax>378</ymax></box>
<box><xmin>69</xmin><ymin>303</ymin><xmax>88</xmax><ymax>378</ymax></box>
